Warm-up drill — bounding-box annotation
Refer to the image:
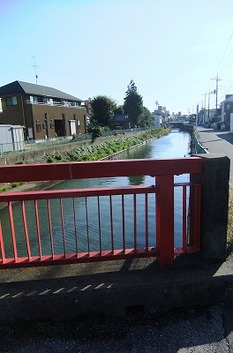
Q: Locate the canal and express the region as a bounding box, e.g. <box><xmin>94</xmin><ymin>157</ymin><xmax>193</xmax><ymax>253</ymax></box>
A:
<box><xmin>0</xmin><ymin>130</ymin><xmax>191</xmax><ymax>258</ymax></box>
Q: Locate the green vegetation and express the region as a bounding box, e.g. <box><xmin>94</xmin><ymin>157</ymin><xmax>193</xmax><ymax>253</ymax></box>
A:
<box><xmin>87</xmin><ymin>121</ymin><xmax>102</xmax><ymax>142</ymax></box>
<box><xmin>44</xmin><ymin>128</ymin><xmax>169</xmax><ymax>163</ymax></box>
<box><xmin>123</xmin><ymin>80</ymin><xmax>143</xmax><ymax>127</ymax></box>
<box><xmin>0</xmin><ymin>182</ymin><xmax>23</xmax><ymax>193</ymax></box>
<box><xmin>90</xmin><ymin>80</ymin><xmax>153</xmax><ymax>129</ymax></box>
<box><xmin>91</xmin><ymin>95</ymin><xmax>117</xmax><ymax>126</ymax></box>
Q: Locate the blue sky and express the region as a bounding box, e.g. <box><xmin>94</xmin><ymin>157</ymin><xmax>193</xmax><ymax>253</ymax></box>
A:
<box><xmin>1</xmin><ymin>0</ymin><xmax>233</xmax><ymax>115</ymax></box>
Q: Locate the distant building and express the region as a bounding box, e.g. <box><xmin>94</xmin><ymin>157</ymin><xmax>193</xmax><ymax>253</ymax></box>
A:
<box><xmin>109</xmin><ymin>114</ymin><xmax>131</xmax><ymax>130</ymax></box>
<box><xmin>220</xmin><ymin>94</ymin><xmax>233</xmax><ymax>130</ymax></box>
<box><xmin>152</xmin><ymin>112</ymin><xmax>162</xmax><ymax>128</ymax></box>
<box><xmin>0</xmin><ymin>81</ymin><xmax>89</xmax><ymax>140</ymax></box>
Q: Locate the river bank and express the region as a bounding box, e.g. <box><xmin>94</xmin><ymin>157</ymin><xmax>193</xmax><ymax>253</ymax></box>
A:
<box><xmin>0</xmin><ymin>128</ymin><xmax>170</xmax><ymax>207</ymax></box>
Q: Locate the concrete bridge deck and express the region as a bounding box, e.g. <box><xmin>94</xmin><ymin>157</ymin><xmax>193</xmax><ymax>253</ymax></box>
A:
<box><xmin>1</xmin><ymin>251</ymin><xmax>233</xmax><ymax>352</ymax></box>
<box><xmin>0</xmin><ymin>252</ymin><xmax>233</xmax><ymax>320</ymax></box>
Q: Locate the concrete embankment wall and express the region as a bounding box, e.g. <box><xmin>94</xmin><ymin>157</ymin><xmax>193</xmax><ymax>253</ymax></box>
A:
<box><xmin>0</xmin><ymin>131</ymin><xmax>143</xmax><ymax>165</ymax></box>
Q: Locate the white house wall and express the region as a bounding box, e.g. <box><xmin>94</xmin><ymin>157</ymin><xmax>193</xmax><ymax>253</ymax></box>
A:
<box><xmin>0</xmin><ymin>125</ymin><xmax>24</xmax><ymax>153</ymax></box>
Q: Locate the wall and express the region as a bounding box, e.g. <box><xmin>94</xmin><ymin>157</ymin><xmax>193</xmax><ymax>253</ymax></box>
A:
<box><xmin>0</xmin><ymin>125</ymin><xmax>24</xmax><ymax>153</ymax></box>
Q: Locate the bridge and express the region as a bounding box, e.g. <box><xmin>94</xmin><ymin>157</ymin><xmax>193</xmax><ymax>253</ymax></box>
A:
<box><xmin>0</xmin><ymin>155</ymin><xmax>229</xmax><ymax>268</ymax></box>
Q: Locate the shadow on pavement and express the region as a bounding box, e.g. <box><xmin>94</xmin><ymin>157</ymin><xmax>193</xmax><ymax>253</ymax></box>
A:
<box><xmin>217</xmin><ymin>132</ymin><xmax>233</xmax><ymax>145</ymax></box>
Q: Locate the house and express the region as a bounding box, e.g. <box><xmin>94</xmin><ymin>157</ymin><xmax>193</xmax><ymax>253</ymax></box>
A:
<box><xmin>220</xmin><ymin>94</ymin><xmax>233</xmax><ymax>130</ymax></box>
<box><xmin>152</xmin><ymin>112</ymin><xmax>162</xmax><ymax>128</ymax></box>
<box><xmin>109</xmin><ymin>114</ymin><xmax>131</xmax><ymax>130</ymax></box>
<box><xmin>0</xmin><ymin>81</ymin><xmax>89</xmax><ymax>140</ymax></box>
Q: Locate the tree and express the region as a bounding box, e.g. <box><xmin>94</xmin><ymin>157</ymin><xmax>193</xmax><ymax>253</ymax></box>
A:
<box><xmin>123</xmin><ymin>80</ymin><xmax>143</xmax><ymax>127</ymax></box>
<box><xmin>87</xmin><ymin>120</ymin><xmax>101</xmax><ymax>142</ymax></box>
<box><xmin>138</xmin><ymin>107</ymin><xmax>153</xmax><ymax>127</ymax></box>
<box><xmin>91</xmin><ymin>95</ymin><xmax>116</xmax><ymax>127</ymax></box>
<box><xmin>114</xmin><ymin>105</ymin><xmax>124</xmax><ymax>116</ymax></box>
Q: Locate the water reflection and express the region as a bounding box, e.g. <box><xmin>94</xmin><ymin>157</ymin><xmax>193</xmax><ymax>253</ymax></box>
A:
<box><xmin>0</xmin><ymin>131</ymin><xmax>191</xmax><ymax>257</ymax></box>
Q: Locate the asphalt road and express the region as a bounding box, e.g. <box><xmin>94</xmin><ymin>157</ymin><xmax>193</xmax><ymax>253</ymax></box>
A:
<box><xmin>0</xmin><ymin>305</ymin><xmax>231</xmax><ymax>353</ymax></box>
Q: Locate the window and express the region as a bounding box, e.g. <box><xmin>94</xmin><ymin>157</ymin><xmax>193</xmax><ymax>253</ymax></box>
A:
<box><xmin>6</xmin><ymin>96</ymin><xmax>17</xmax><ymax>106</ymax></box>
<box><xmin>29</xmin><ymin>96</ymin><xmax>38</xmax><ymax>103</ymax></box>
<box><xmin>0</xmin><ymin>98</ymin><xmax>2</xmax><ymax>112</ymax></box>
<box><xmin>36</xmin><ymin>123</ymin><xmax>42</xmax><ymax>133</ymax></box>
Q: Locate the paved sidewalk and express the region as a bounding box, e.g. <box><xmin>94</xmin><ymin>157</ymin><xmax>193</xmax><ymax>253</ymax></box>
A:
<box><xmin>197</xmin><ymin>127</ymin><xmax>233</xmax><ymax>181</ymax></box>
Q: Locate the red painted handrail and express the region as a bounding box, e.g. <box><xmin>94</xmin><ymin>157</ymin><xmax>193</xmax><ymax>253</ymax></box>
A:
<box><xmin>0</xmin><ymin>158</ymin><xmax>202</xmax><ymax>182</ymax></box>
<box><xmin>0</xmin><ymin>158</ymin><xmax>202</xmax><ymax>267</ymax></box>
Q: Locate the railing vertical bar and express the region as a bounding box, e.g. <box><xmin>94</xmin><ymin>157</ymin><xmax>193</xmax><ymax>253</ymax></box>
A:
<box><xmin>85</xmin><ymin>197</ymin><xmax>90</xmax><ymax>254</ymax></box>
<box><xmin>34</xmin><ymin>200</ymin><xmax>43</xmax><ymax>259</ymax></box>
<box><xmin>97</xmin><ymin>196</ymin><xmax>102</xmax><ymax>254</ymax></box>
<box><xmin>182</xmin><ymin>185</ymin><xmax>187</xmax><ymax>252</ymax></box>
<box><xmin>0</xmin><ymin>221</ymin><xmax>6</xmax><ymax>263</ymax></box>
<box><xmin>72</xmin><ymin>198</ymin><xmax>78</xmax><ymax>256</ymax></box>
<box><xmin>110</xmin><ymin>195</ymin><xmax>114</xmax><ymax>253</ymax></box>
<box><xmin>193</xmin><ymin>185</ymin><xmax>201</xmax><ymax>249</ymax></box>
<box><xmin>47</xmin><ymin>199</ymin><xmax>55</xmax><ymax>259</ymax></box>
<box><xmin>21</xmin><ymin>201</ymin><xmax>32</xmax><ymax>260</ymax></box>
<box><xmin>134</xmin><ymin>194</ymin><xmax>137</xmax><ymax>252</ymax></box>
<box><xmin>145</xmin><ymin>193</ymin><xmax>149</xmax><ymax>251</ymax></box>
<box><xmin>8</xmin><ymin>201</ymin><xmax>18</xmax><ymax>262</ymax></box>
<box><xmin>60</xmin><ymin>199</ymin><xmax>66</xmax><ymax>257</ymax></box>
<box><xmin>122</xmin><ymin>195</ymin><xmax>126</xmax><ymax>252</ymax></box>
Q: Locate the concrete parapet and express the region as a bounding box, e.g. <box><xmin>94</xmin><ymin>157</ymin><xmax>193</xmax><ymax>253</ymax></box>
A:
<box><xmin>193</xmin><ymin>153</ymin><xmax>230</xmax><ymax>262</ymax></box>
<box><xmin>0</xmin><ymin>255</ymin><xmax>233</xmax><ymax>322</ymax></box>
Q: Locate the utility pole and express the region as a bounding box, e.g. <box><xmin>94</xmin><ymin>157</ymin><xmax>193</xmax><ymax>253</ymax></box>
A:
<box><xmin>203</xmin><ymin>92</ymin><xmax>207</xmax><ymax>123</ymax></box>
<box><xmin>208</xmin><ymin>91</ymin><xmax>211</xmax><ymax>124</ymax></box>
<box><xmin>211</xmin><ymin>74</ymin><xmax>221</xmax><ymax>123</ymax></box>
<box><xmin>196</xmin><ymin>104</ymin><xmax>199</xmax><ymax>129</ymax></box>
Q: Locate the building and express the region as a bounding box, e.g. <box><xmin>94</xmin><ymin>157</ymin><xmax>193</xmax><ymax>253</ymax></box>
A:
<box><xmin>220</xmin><ymin>94</ymin><xmax>233</xmax><ymax>130</ymax></box>
<box><xmin>0</xmin><ymin>124</ymin><xmax>24</xmax><ymax>153</ymax></box>
<box><xmin>0</xmin><ymin>81</ymin><xmax>89</xmax><ymax>140</ymax></box>
<box><xmin>152</xmin><ymin>112</ymin><xmax>162</xmax><ymax>128</ymax></box>
<box><xmin>109</xmin><ymin>114</ymin><xmax>131</xmax><ymax>130</ymax></box>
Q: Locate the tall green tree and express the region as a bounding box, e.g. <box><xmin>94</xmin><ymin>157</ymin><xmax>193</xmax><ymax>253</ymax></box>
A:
<box><xmin>138</xmin><ymin>107</ymin><xmax>153</xmax><ymax>127</ymax></box>
<box><xmin>91</xmin><ymin>95</ymin><xmax>117</xmax><ymax>126</ymax></box>
<box><xmin>114</xmin><ymin>105</ymin><xmax>124</xmax><ymax>116</ymax></box>
<box><xmin>123</xmin><ymin>80</ymin><xmax>143</xmax><ymax>127</ymax></box>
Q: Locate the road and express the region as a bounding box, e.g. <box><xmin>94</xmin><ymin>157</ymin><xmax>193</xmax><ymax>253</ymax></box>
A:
<box><xmin>0</xmin><ymin>305</ymin><xmax>231</xmax><ymax>353</ymax></box>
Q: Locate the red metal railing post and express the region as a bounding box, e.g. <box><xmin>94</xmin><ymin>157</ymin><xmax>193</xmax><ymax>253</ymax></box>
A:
<box><xmin>156</xmin><ymin>175</ymin><xmax>174</xmax><ymax>265</ymax></box>
<box><xmin>192</xmin><ymin>185</ymin><xmax>201</xmax><ymax>250</ymax></box>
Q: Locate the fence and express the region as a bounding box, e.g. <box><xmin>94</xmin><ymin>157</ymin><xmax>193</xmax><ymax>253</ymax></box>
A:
<box><xmin>0</xmin><ymin>158</ymin><xmax>202</xmax><ymax>267</ymax></box>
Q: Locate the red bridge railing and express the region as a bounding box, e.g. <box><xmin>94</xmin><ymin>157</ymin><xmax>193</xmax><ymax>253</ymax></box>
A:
<box><xmin>0</xmin><ymin>158</ymin><xmax>202</xmax><ymax>267</ymax></box>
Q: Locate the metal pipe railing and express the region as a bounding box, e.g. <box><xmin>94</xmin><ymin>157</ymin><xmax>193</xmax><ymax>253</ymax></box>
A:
<box><xmin>0</xmin><ymin>158</ymin><xmax>202</xmax><ymax>267</ymax></box>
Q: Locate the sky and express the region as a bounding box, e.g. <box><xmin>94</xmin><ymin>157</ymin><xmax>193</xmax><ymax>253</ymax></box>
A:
<box><xmin>1</xmin><ymin>0</ymin><xmax>233</xmax><ymax>115</ymax></box>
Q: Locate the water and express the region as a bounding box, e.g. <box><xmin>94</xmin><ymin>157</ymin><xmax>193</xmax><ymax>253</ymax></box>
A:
<box><xmin>0</xmin><ymin>131</ymin><xmax>191</xmax><ymax>258</ymax></box>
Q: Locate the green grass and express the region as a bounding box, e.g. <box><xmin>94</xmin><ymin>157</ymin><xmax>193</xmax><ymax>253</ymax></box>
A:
<box><xmin>44</xmin><ymin>128</ymin><xmax>170</xmax><ymax>163</ymax></box>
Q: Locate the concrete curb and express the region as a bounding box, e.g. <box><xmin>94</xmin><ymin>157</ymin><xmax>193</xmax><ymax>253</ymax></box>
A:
<box><xmin>0</xmin><ymin>253</ymin><xmax>233</xmax><ymax>322</ymax></box>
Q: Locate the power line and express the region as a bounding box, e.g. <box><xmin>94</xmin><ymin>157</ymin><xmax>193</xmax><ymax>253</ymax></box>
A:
<box><xmin>214</xmin><ymin>29</ymin><xmax>233</xmax><ymax>75</ymax></box>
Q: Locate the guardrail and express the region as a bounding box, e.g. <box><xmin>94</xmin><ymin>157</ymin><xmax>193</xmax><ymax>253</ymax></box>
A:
<box><xmin>0</xmin><ymin>158</ymin><xmax>202</xmax><ymax>267</ymax></box>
